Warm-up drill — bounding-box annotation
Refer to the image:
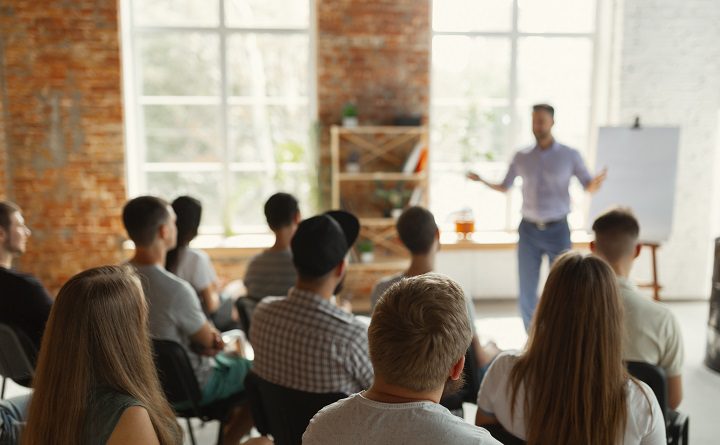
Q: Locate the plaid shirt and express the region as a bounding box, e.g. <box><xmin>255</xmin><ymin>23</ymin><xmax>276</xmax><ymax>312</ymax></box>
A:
<box><xmin>250</xmin><ymin>287</ymin><xmax>374</xmax><ymax>394</ymax></box>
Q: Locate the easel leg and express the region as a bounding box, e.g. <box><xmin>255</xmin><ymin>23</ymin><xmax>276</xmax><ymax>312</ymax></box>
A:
<box><xmin>651</xmin><ymin>244</ymin><xmax>660</xmax><ymax>301</ymax></box>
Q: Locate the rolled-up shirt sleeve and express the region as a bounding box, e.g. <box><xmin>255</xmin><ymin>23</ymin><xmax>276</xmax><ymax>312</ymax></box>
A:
<box><xmin>572</xmin><ymin>150</ymin><xmax>593</xmax><ymax>188</ymax></box>
<box><xmin>500</xmin><ymin>154</ymin><xmax>519</xmax><ymax>189</ymax></box>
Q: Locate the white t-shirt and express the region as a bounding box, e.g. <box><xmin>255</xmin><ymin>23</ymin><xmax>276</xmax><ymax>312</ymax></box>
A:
<box><xmin>175</xmin><ymin>247</ymin><xmax>218</xmax><ymax>293</ymax></box>
<box><xmin>477</xmin><ymin>352</ymin><xmax>666</xmax><ymax>445</ymax></box>
<box><xmin>618</xmin><ymin>277</ymin><xmax>684</xmax><ymax>377</ymax></box>
<box><xmin>303</xmin><ymin>393</ymin><xmax>502</xmax><ymax>445</ymax></box>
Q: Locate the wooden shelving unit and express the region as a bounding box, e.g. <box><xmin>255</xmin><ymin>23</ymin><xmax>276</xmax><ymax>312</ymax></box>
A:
<box><xmin>330</xmin><ymin>125</ymin><xmax>430</xmax><ymax>261</ymax></box>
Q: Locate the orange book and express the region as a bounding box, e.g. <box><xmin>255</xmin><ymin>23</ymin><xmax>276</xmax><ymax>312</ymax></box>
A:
<box><xmin>415</xmin><ymin>148</ymin><xmax>428</xmax><ymax>173</ymax></box>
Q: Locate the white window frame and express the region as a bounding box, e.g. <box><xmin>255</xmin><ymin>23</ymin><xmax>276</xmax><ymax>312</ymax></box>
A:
<box><xmin>120</xmin><ymin>0</ymin><xmax>317</xmax><ymax>235</ymax></box>
<box><xmin>430</xmin><ymin>0</ymin><xmax>611</xmax><ymax>232</ymax></box>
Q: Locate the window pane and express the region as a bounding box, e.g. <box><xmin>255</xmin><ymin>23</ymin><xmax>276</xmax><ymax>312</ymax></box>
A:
<box><xmin>432</xmin><ymin>36</ymin><xmax>511</xmax><ymax>100</ymax></box>
<box><xmin>431</xmin><ymin>104</ymin><xmax>511</xmax><ymax>162</ymax></box>
<box><xmin>516</xmin><ymin>37</ymin><xmax>593</xmax><ymax>150</ymax></box>
<box><xmin>144</xmin><ymin>105</ymin><xmax>221</xmax><ymax>163</ymax></box>
<box><xmin>228</xmin><ymin>105</ymin><xmax>309</xmax><ymax>163</ymax></box>
<box><xmin>132</xmin><ymin>0</ymin><xmax>219</xmax><ymax>27</ymax></box>
<box><xmin>227</xmin><ymin>34</ymin><xmax>308</xmax><ymax>97</ymax></box>
<box><xmin>518</xmin><ymin>0</ymin><xmax>596</xmax><ymax>33</ymax></box>
<box><xmin>138</xmin><ymin>33</ymin><xmax>220</xmax><ymax>96</ymax></box>
<box><xmin>145</xmin><ymin>171</ymin><xmax>224</xmax><ymax>229</ymax></box>
<box><xmin>431</xmin><ymin>164</ymin><xmax>510</xmax><ymax>232</ymax></box>
<box><xmin>433</xmin><ymin>0</ymin><xmax>513</xmax><ymax>32</ymax></box>
<box><xmin>229</xmin><ymin>172</ymin><xmax>272</xmax><ymax>227</ymax></box>
<box><xmin>225</xmin><ymin>0</ymin><xmax>309</xmax><ymax>28</ymax></box>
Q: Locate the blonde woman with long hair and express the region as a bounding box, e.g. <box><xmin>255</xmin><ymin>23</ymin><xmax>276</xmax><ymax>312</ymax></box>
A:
<box><xmin>475</xmin><ymin>252</ymin><xmax>666</xmax><ymax>444</ymax></box>
<box><xmin>23</xmin><ymin>265</ymin><xmax>182</xmax><ymax>444</ymax></box>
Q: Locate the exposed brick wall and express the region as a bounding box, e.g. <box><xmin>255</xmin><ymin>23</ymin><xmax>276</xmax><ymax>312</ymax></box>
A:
<box><xmin>316</xmin><ymin>0</ymin><xmax>430</xmax><ymax>206</ymax></box>
<box><xmin>0</xmin><ymin>0</ymin><xmax>126</xmax><ymax>295</ymax></box>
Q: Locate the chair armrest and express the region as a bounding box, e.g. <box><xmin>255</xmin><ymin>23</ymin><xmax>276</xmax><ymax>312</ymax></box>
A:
<box><xmin>667</xmin><ymin>410</ymin><xmax>689</xmax><ymax>445</ymax></box>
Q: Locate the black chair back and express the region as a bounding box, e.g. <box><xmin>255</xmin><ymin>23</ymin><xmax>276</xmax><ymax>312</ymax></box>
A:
<box><xmin>152</xmin><ymin>339</ymin><xmax>203</xmax><ymax>414</ymax></box>
<box><xmin>483</xmin><ymin>424</ymin><xmax>526</xmax><ymax>445</ymax></box>
<box><xmin>244</xmin><ymin>371</ymin><xmax>346</xmax><ymax>445</ymax></box>
<box><xmin>235</xmin><ymin>297</ymin><xmax>257</xmax><ymax>340</ymax></box>
<box><xmin>626</xmin><ymin>361</ymin><xmax>669</xmax><ymax>419</ymax></box>
<box><xmin>0</xmin><ymin>324</ymin><xmax>35</xmax><ymax>389</ymax></box>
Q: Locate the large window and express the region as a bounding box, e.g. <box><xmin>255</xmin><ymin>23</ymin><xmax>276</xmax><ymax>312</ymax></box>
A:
<box><xmin>431</xmin><ymin>0</ymin><xmax>601</xmax><ymax>231</ymax></box>
<box><xmin>122</xmin><ymin>0</ymin><xmax>315</xmax><ymax>234</ymax></box>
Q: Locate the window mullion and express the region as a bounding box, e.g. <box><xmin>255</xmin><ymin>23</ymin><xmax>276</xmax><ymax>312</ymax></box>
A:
<box><xmin>506</xmin><ymin>0</ymin><xmax>520</xmax><ymax>231</ymax></box>
<box><xmin>219</xmin><ymin>0</ymin><xmax>232</xmax><ymax>235</ymax></box>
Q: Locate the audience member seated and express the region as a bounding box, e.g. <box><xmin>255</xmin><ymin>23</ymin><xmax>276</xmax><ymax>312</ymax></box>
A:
<box><xmin>123</xmin><ymin>196</ymin><xmax>252</xmax><ymax>443</ymax></box>
<box><xmin>166</xmin><ymin>195</ymin><xmax>237</xmax><ymax>330</ymax></box>
<box><xmin>370</xmin><ymin>206</ymin><xmax>500</xmax><ymax>379</ymax></box>
<box><xmin>303</xmin><ymin>273</ymin><xmax>502</xmax><ymax>445</ymax></box>
<box><xmin>476</xmin><ymin>252</ymin><xmax>666</xmax><ymax>444</ymax></box>
<box><xmin>591</xmin><ymin>207</ymin><xmax>684</xmax><ymax>409</ymax></box>
<box><xmin>23</xmin><ymin>265</ymin><xmax>182</xmax><ymax>444</ymax></box>
<box><xmin>243</xmin><ymin>193</ymin><xmax>300</xmax><ymax>303</ymax></box>
<box><xmin>250</xmin><ymin>210</ymin><xmax>373</xmax><ymax>394</ymax></box>
<box><xmin>0</xmin><ymin>201</ymin><xmax>52</xmax><ymax>355</ymax></box>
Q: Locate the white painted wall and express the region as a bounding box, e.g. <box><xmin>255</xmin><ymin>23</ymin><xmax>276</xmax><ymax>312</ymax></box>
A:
<box><xmin>617</xmin><ymin>0</ymin><xmax>720</xmax><ymax>299</ymax></box>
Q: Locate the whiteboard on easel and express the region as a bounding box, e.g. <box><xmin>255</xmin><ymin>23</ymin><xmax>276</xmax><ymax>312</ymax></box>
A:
<box><xmin>588</xmin><ymin>126</ymin><xmax>680</xmax><ymax>243</ymax></box>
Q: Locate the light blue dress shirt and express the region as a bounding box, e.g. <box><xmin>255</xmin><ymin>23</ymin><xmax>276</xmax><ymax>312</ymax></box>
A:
<box><xmin>501</xmin><ymin>140</ymin><xmax>592</xmax><ymax>223</ymax></box>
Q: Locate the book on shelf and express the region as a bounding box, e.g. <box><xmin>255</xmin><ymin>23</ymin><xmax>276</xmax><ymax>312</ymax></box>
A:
<box><xmin>402</xmin><ymin>141</ymin><xmax>424</xmax><ymax>173</ymax></box>
<box><xmin>408</xmin><ymin>186</ymin><xmax>424</xmax><ymax>207</ymax></box>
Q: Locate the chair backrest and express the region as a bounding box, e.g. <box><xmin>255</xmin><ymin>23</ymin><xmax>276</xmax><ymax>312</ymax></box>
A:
<box><xmin>626</xmin><ymin>361</ymin><xmax>669</xmax><ymax>421</ymax></box>
<box><xmin>152</xmin><ymin>339</ymin><xmax>203</xmax><ymax>413</ymax></box>
<box><xmin>0</xmin><ymin>323</ymin><xmax>36</xmax><ymax>382</ymax></box>
<box><xmin>234</xmin><ymin>297</ymin><xmax>257</xmax><ymax>340</ymax></box>
<box><xmin>483</xmin><ymin>424</ymin><xmax>526</xmax><ymax>445</ymax></box>
<box><xmin>244</xmin><ymin>371</ymin><xmax>346</xmax><ymax>445</ymax></box>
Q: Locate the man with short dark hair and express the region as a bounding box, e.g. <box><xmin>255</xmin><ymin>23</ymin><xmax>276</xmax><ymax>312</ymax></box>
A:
<box><xmin>371</xmin><ymin>206</ymin><xmax>499</xmax><ymax>384</ymax></box>
<box><xmin>303</xmin><ymin>274</ymin><xmax>501</xmax><ymax>445</ymax></box>
<box><xmin>123</xmin><ymin>196</ymin><xmax>252</xmax><ymax>442</ymax></box>
<box><xmin>243</xmin><ymin>192</ymin><xmax>300</xmax><ymax>302</ymax></box>
<box><xmin>0</xmin><ymin>201</ymin><xmax>52</xmax><ymax>353</ymax></box>
<box><xmin>468</xmin><ymin>104</ymin><xmax>607</xmax><ymax>329</ymax></box>
<box><xmin>590</xmin><ymin>207</ymin><xmax>684</xmax><ymax>409</ymax></box>
<box><xmin>250</xmin><ymin>210</ymin><xmax>373</xmax><ymax>394</ymax></box>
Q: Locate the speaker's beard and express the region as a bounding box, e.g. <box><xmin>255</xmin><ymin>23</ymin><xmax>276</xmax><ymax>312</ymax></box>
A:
<box><xmin>441</xmin><ymin>372</ymin><xmax>466</xmax><ymax>399</ymax></box>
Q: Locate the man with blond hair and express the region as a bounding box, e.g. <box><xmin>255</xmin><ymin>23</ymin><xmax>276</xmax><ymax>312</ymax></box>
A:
<box><xmin>303</xmin><ymin>273</ymin><xmax>501</xmax><ymax>445</ymax></box>
<box><xmin>590</xmin><ymin>207</ymin><xmax>684</xmax><ymax>409</ymax></box>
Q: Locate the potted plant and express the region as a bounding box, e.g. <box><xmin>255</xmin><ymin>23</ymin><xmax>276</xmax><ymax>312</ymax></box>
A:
<box><xmin>357</xmin><ymin>239</ymin><xmax>374</xmax><ymax>263</ymax></box>
<box><xmin>375</xmin><ymin>183</ymin><xmax>412</xmax><ymax>218</ymax></box>
<box><xmin>342</xmin><ymin>103</ymin><xmax>358</xmax><ymax>127</ymax></box>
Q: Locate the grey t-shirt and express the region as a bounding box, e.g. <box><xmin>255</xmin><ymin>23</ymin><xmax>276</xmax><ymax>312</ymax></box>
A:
<box><xmin>303</xmin><ymin>393</ymin><xmax>502</xmax><ymax>445</ymax></box>
<box><xmin>244</xmin><ymin>249</ymin><xmax>297</xmax><ymax>302</ymax></box>
<box><xmin>130</xmin><ymin>263</ymin><xmax>213</xmax><ymax>387</ymax></box>
<box><xmin>371</xmin><ymin>273</ymin><xmax>478</xmax><ymax>335</ymax></box>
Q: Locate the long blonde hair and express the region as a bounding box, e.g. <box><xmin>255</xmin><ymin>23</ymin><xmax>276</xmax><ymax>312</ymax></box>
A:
<box><xmin>509</xmin><ymin>252</ymin><xmax>628</xmax><ymax>444</ymax></box>
<box><xmin>23</xmin><ymin>265</ymin><xmax>181</xmax><ymax>444</ymax></box>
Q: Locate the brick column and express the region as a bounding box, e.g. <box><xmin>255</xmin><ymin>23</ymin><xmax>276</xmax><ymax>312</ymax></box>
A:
<box><xmin>0</xmin><ymin>0</ymin><xmax>127</xmax><ymax>294</ymax></box>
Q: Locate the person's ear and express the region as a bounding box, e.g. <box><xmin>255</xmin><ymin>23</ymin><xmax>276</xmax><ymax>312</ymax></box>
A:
<box><xmin>589</xmin><ymin>240</ymin><xmax>596</xmax><ymax>253</ymax></box>
<box><xmin>0</xmin><ymin>227</ymin><xmax>6</xmax><ymax>243</ymax></box>
<box><xmin>294</xmin><ymin>211</ymin><xmax>301</xmax><ymax>225</ymax></box>
<box><xmin>335</xmin><ymin>258</ymin><xmax>347</xmax><ymax>278</ymax></box>
<box><xmin>157</xmin><ymin>222</ymin><xmax>169</xmax><ymax>242</ymax></box>
<box><xmin>634</xmin><ymin>243</ymin><xmax>642</xmax><ymax>259</ymax></box>
<box><xmin>449</xmin><ymin>355</ymin><xmax>465</xmax><ymax>381</ymax></box>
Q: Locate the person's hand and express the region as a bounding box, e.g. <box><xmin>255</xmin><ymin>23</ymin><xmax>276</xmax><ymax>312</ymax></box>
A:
<box><xmin>212</xmin><ymin>331</ymin><xmax>225</xmax><ymax>351</ymax></box>
<box><xmin>586</xmin><ymin>168</ymin><xmax>608</xmax><ymax>193</ymax></box>
<box><xmin>466</xmin><ymin>171</ymin><xmax>482</xmax><ymax>182</ymax></box>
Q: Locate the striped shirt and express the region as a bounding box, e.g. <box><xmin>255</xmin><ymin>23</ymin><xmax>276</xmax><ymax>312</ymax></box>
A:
<box><xmin>250</xmin><ymin>288</ymin><xmax>374</xmax><ymax>394</ymax></box>
<box><xmin>244</xmin><ymin>249</ymin><xmax>297</xmax><ymax>302</ymax></box>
